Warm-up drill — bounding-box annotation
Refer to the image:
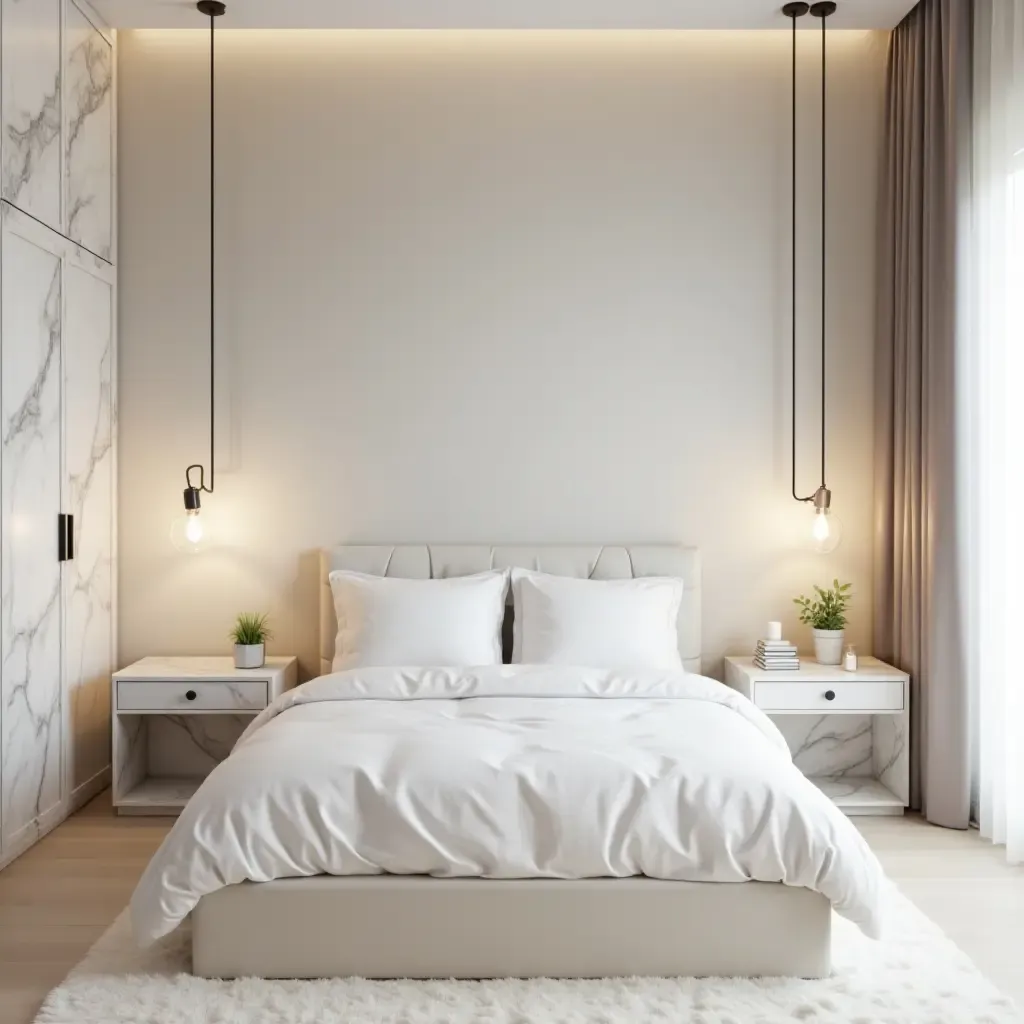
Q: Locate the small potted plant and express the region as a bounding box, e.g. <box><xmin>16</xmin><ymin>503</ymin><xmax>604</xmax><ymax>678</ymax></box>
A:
<box><xmin>230</xmin><ymin>612</ymin><xmax>271</xmax><ymax>670</ymax></box>
<box><xmin>793</xmin><ymin>579</ymin><xmax>851</xmax><ymax>666</ymax></box>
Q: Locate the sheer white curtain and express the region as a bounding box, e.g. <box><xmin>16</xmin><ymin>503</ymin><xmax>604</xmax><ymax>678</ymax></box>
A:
<box><xmin>970</xmin><ymin>0</ymin><xmax>1024</xmax><ymax>863</ymax></box>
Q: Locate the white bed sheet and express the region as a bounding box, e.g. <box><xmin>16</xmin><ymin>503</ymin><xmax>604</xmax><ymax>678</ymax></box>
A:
<box><xmin>131</xmin><ymin>666</ymin><xmax>885</xmax><ymax>945</ymax></box>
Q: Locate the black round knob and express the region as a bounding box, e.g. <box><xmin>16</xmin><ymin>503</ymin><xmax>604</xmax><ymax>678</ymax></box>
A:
<box><xmin>185</xmin><ymin>689</ymin><xmax>197</xmax><ymax>701</ymax></box>
<box><xmin>824</xmin><ymin>689</ymin><xmax>836</xmax><ymax>701</ymax></box>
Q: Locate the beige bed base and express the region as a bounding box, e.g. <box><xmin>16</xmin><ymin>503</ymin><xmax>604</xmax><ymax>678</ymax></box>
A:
<box><xmin>192</xmin><ymin>876</ymin><xmax>831</xmax><ymax>980</ymax></box>
<box><xmin>192</xmin><ymin>546</ymin><xmax>829</xmax><ymax>981</ymax></box>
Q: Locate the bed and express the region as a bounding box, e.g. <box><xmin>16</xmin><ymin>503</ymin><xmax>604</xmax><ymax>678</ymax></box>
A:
<box><xmin>133</xmin><ymin>545</ymin><xmax>884</xmax><ymax>979</ymax></box>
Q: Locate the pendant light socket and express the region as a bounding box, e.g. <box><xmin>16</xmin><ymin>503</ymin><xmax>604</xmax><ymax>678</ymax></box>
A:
<box><xmin>809</xmin><ymin>2</ymin><xmax>837</xmax><ymax>16</ymax></box>
<box><xmin>812</xmin><ymin>486</ymin><xmax>832</xmax><ymax>512</ymax></box>
<box><xmin>196</xmin><ymin>1</ymin><xmax>226</xmax><ymax>15</ymax></box>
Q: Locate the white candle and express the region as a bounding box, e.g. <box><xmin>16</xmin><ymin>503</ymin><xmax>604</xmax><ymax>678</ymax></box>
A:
<box><xmin>767</xmin><ymin>621</ymin><xmax>783</xmax><ymax>641</ymax></box>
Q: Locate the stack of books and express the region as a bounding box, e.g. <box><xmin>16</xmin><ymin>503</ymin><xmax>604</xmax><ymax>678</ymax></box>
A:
<box><xmin>754</xmin><ymin>639</ymin><xmax>799</xmax><ymax>671</ymax></box>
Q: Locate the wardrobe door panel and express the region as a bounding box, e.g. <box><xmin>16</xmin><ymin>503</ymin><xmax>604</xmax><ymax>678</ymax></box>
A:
<box><xmin>1</xmin><ymin>227</ymin><xmax>63</xmax><ymax>849</ymax></box>
<box><xmin>1</xmin><ymin>0</ymin><xmax>62</xmax><ymax>230</ymax></box>
<box><xmin>64</xmin><ymin>263</ymin><xmax>112</xmax><ymax>791</ymax></box>
<box><xmin>65</xmin><ymin>1</ymin><xmax>113</xmax><ymax>260</ymax></box>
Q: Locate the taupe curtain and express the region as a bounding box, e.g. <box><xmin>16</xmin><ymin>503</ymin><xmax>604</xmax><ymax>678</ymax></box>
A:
<box><xmin>874</xmin><ymin>0</ymin><xmax>972</xmax><ymax>828</ymax></box>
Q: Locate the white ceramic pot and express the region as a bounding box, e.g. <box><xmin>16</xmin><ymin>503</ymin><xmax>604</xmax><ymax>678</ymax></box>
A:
<box><xmin>234</xmin><ymin>643</ymin><xmax>265</xmax><ymax>670</ymax></box>
<box><xmin>812</xmin><ymin>629</ymin><xmax>845</xmax><ymax>666</ymax></box>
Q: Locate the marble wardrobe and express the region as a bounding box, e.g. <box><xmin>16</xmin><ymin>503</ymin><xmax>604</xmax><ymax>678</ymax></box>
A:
<box><xmin>0</xmin><ymin>0</ymin><xmax>115</xmax><ymax>868</ymax></box>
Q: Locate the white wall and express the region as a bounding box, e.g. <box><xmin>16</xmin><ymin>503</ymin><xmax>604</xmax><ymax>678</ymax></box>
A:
<box><xmin>118</xmin><ymin>29</ymin><xmax>887</xmax><ymax>678</ymax></box>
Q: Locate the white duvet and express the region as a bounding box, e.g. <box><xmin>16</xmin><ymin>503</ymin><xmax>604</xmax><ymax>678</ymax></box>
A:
<box><xmin>131</xmin><ymin>666</ymin><xmax>886</xmax><ymax>945</ymax></box>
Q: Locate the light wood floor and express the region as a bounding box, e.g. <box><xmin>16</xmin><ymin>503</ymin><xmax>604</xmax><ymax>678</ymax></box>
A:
<box><xmin>0</xmin><ymin>796</ymin><xmax>1021</xmax><ymax>1023</ymax></box>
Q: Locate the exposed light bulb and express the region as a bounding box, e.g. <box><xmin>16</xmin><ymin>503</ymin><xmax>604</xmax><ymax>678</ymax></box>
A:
<box><xmin>185</xmin><ymin>510</ymin><xmax>204</xmax><ymax>544</ymax></box>
<box><xmin>170</xmin><ymin>484</ymin><xmax>209</xmax><ymax>553</ymax></box>
<box><xmin>812</xmin><ymin>511</ymin><xmax>831</xmax><ymax>543</ymax></box>
<box><xmin>809</xmin><ymin>486</ymin><xmax>843</xmax><ymax>554</ymax></box>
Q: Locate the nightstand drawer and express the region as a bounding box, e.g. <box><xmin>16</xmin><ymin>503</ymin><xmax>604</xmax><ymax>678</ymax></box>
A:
<box><xmin>116</xmin><ymin>680</ymin><xmax>268</xmax><ymax>712</ymax></box>
<box><xmin>754</xmin><ymin>680</ymin><xmax>904</xmax><ymax>713</ymax></box>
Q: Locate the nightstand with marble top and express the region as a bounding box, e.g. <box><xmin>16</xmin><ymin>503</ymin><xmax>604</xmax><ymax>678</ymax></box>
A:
<box><xmin>723</xmin><ymin>656</ymin><xmax>909</xmax><ymax>817</ymax></box>
<box><xmin>112</xmin><ymin>656</ymin><xmax>297</xmax><ymax>815</ymax></box>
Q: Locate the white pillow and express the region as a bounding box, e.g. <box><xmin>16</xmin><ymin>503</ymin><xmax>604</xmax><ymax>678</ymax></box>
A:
<box><xmin>511</xmin><ymin>570</ymin><xmax>683</xmax><ymax>670</ymax></box>
<box><xmin>329</xmin><ymin>570</ymin><xmax>509</xmax><ymax>671</ymax></box>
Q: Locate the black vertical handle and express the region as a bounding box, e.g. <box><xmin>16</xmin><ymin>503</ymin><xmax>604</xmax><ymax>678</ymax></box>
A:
<box><xmin>57</xmin><ymin>514</ymin><xmax>75</xmax><ymax>562</ymax></box>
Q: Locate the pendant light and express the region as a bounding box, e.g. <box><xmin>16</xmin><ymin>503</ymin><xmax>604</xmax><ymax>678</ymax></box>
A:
<box><xmin>171</xmin><ymin>0</ymin><xmax>226</xmax><ymax>553</ymax></box>
<box><xmin>784</xmin><ymin>0</ymin><xmax>842</xmax><ymax>554</ymax></box>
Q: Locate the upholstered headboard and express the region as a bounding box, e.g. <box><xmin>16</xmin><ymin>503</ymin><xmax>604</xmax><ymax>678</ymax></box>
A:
<box><xmin>319</xmin><ymin>545</ymin><xmax>702</xmax><ymax>676</ymax></box>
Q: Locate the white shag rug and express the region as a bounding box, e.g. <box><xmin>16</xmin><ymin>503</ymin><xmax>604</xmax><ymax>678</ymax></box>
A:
<box><xmin>35</xmin><ymin>884</ymin><xmax>1020</xmax><ymax>1024</ymax></box>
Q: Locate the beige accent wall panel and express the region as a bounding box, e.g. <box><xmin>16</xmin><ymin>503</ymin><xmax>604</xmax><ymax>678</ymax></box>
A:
<box><xmin>117</xmin><ymin>31</ymin><xmax>887</xmax><ymax>676</ymax></box>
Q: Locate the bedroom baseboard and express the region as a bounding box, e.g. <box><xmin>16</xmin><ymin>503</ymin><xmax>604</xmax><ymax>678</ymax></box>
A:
<box><xmin>0</xmin><ymin>800</ymin><xmax>71</xmax><ymax>871</ymax></box>
<box><xmin>0</xmin><ymin>764</ymin><xmax>111</xmax><ymax>871</ymax></box>
<box><xmin>72</xmin><ymin>765</ymin><xmax>112</xmax><ymax>812</ymax></box>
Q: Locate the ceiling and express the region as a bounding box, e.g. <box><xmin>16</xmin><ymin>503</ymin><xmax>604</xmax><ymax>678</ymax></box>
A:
<box><xmin>92</xmin><ymin>0</ymin><xmax>917</xmax><ymax>31</ymax></box>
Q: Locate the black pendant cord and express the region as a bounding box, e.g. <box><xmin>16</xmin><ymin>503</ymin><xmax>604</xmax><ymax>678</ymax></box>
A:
<box><xmin>818</xmin><ymin>7</ymin><xmax>827</xmax><ymax>492</ymax></box>
<box><xmin>787</xmin><ymin>1</ymin><xmax>834</xmax><ymax>505</ymax></box>
<box><xmin>208</xmin><ymin>3</ymin><xmax>215</xmax><ymax>494</ymax></box>
<box><xmin>187</xmin><ymin>1</ymin><xmax>224</xmax><ymax>497</ymax></box>
<box><xmin>809</xmin><ymin>0</ymin><xmax>836</xmax><ymax>500</ymax></box>
<box><xmin>784</xmin><ymin>2</ymin><xmax>813</xmax><ymax>503</ymax></box>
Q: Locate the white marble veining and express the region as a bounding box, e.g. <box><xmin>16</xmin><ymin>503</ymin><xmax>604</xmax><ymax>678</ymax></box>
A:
<box><xmin>1</xmin><ymin>0</ymin><xmax>62</xmax><ymax>230</ymax></box>
<box><xmin>0</xmin><ymin>6</ymin><xmax>116</xmax><ymax>861</ymax></box>
<box><xmin>873</xmin><ymin>709</ymin><xmax>910</xmax><ymax>805</ymax></box>
<box><xmin>725</xmin><ymin>656</ymin><xmax>908</xmax><ymax>683</ymax></box>
<box><xmin>111</xmin><ymin>659</ymin><xmax>298</xmax><ymax>814</ymax></box>
<box><xmin>64</xmin><ymin>263</ymin><xmax>113</xmax><ymax>790</ymax></box>
<box><xmin>115</xmin><ymin>679</ymin><xmax>267</xmax><ymax>711</ymax></box>
<box><xmin>219</xmin><ymin>681</ymin><xmax>264</xmax><ymax>709</ymax></box>
<box><xmin>776</xmin><ymin>713</ymin><xmax>874</xmax><ymax>779</ymax></box>
<box><xmin>65</xmin><ymin>1</ymin><xmax>113</xmax><ymax>259</ymax></box>
<box><xmin>811</xmin><ymin>777</ymin><xmax>904</xmax><ymax>814</ymax></box>
<box><xmin>1</xmin><ymin>226</ymin><xmax>63</xmax><ymax>847</ymax></box>
<box><xmin>114</xmin><ymin>655</ymin><xmax>296</xmax><ymax>681</ymax></box>
<box><xmin>117</xmin><ymin>775</ymin><xmax>202</xmax><ymax>808</ymax></box>
<box><xmin>148</xmin><ymin>715</ymin><xmax>251</xmax><ymax>777</ymax></box>
<box><xmin>723</xmin><ymin>656</ymin><xmax>910</xmax><ymax>816</ymax></box>
<box><xmin>112</xmin><ymin>713</ymin><xmax>145</xmax><ymax>799</ymax></box>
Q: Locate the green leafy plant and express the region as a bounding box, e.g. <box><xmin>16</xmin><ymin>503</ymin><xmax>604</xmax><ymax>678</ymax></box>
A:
<box><xmin>230</xmin><ymin>612</ymin><xmax>272</xmax><ymax>647</ymax></box>
<box><xmin>793</xmin><ymin>579</ymin><xmax>851</xmax><ymax>631</ymax></box>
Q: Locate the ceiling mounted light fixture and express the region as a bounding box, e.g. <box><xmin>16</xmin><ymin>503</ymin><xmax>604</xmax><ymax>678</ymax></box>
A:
<box><xmin>171</xmin><ymin>0</ymin><xmax>226</xmax><ymax>553</ymax></box>
<box><xmin>784</xmin><ymin>0</ymin><xmax>842</xmax><ymax>554</ymax></box>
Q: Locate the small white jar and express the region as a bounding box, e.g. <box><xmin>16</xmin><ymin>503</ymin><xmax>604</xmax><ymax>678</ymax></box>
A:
<box><xmin>843</xmin><ymin>644</ymin><xmax>858</xmax><ymax>672</ymax></box>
